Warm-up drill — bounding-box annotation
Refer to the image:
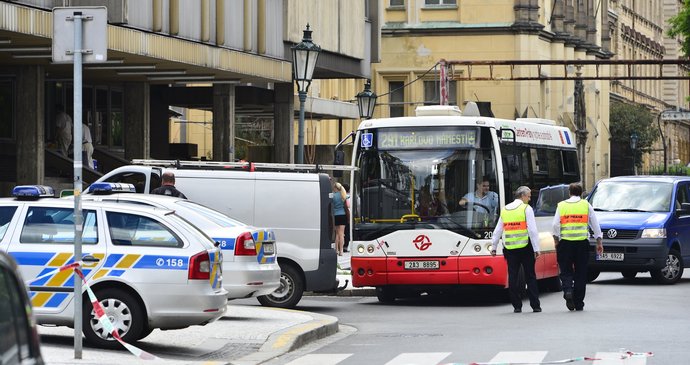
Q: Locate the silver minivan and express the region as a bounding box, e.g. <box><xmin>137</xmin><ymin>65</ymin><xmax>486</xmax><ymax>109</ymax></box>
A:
<box><xmin>0</xmin><ymin>185</ymin><xmax>227</xmax><ymax>349</ymax></box>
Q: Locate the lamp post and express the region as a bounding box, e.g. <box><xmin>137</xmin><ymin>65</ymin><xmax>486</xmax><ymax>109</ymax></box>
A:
<box><xmin>356</xmin><ymin>79</ymin><xmax>378</xmax><ymax>119</ymax></box>
<box><xmin>630</xmin><ymin>132</ymin><xmax>639</xmax><ymax>175</ymax></box>
<box><xmin>292</xmin><ymin>24</ymin><xmax>321</xmax><ymax>164</ymax></box>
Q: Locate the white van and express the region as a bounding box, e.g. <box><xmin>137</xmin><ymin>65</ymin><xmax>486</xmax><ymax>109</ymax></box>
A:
<box><xmin>90</xmin><ymin>162</ymin><xmax>337</xmax><ymax>308</ymax></box>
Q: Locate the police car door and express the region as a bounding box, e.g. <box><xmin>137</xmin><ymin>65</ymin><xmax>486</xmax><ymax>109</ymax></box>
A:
<box><xmin>5</xmin><ymin>204</ymin><xmax>106</xmax><ymax>315</ymax></box>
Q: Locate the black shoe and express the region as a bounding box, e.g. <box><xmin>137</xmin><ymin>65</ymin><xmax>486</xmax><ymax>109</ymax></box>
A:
<box><xmin>575</xmin><ymin>307</ymin><xmax>584</xmax><ymax>311</ymax></box>
<box><xmin>343</xmin><ymin>249</ymin><xmax>349</xmax><ymax>252</ymax></box>
<box><xmin>533</xmin><ymin>307</ymin><xmax>542</xmax><ymax>313</ymax></box>
<box><xmin>564</xmin><ymin>291</ymin><xmax>575</xmax><ymax>311</ymax></box>
<box><xmin>513</xmin><ymin>308</ymin><xmax>522</xmax><ymax>313</ymax></box>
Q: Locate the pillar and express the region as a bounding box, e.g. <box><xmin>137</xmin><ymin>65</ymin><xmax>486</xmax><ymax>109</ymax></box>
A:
<box><xmin>273</xmin><ymin>83</ymin><xmax>294</xmax><ymax>163</ymax></box>
<box><xmin>212</xmin><ymin>84</ymin><xmax>235</xmax><ymax>161</ymax></box>
<box><xmin>124</xmin><ymin>83</ymin><xmax>150</xmax><ymax>160</ymax></box>
<box><xmin>16</xmin><ymin>66</ymin><xmax>44</xmax><ymax>185</ymax></box>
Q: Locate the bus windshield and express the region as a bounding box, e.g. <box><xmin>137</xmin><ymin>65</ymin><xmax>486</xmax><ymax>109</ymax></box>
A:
<box><xmin>354</xmin><ymin>126</ymin><xmax>500</xmax><ymax>240</ymax></box>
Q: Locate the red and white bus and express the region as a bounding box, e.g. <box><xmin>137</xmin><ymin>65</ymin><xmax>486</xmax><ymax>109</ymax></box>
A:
<box><xmin>348</xmin><ymin>104</ymin><xmax>580</xmax><ymax>302</ymax></box>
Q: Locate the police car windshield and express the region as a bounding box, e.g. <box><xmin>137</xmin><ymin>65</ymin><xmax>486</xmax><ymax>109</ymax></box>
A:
<box><xmin>175</xmin><ymin>201</ymin><xmax>245</xmax><ymax>228</ymax></box>
<box><xmin>589</xmin><ymin>181</ymin><xmax>673</xmax><ymax>212</ymax></box>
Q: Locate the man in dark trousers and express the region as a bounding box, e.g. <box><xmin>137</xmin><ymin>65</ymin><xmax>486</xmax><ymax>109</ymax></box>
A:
<box><xmin>552</xmin><ymin>182</ymin><xmax>603</xmax><ymax>311</ymax></box>
<box><xmin>490</xmin><ymin>186</ymin><xmax>541</xmax><ymax>313</ymax></box>
<box><xmin>151</xmin><ymin>171</ymin><xmax>187</xmax><ymax>199</ymax></box>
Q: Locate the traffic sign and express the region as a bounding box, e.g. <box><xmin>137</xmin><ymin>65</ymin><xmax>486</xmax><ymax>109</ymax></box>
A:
<box><xmin>52</xmin><ymin>7</ymin><xmax>107</xmax><ymax>64</ymax></box>
<box><xmin>661</xmin><ymin>111</ymin><xmax>690</xmax><ymax>121</ymax></box>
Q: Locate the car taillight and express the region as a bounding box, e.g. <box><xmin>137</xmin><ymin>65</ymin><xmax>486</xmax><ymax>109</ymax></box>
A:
<box><xmin>235</xmin><ymin>232</ymin><xmax>257</xmax><ymax>256</ymax></box>
<box><xmin>188</xmin><ymin>251</ymin><xmax>211</xmax><ymax>280</ymax></box>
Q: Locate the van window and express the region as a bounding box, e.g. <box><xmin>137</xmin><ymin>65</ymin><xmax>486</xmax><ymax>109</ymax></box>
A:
<box><xmin>675</xmin><ymin>183</ymin><xmax>689</xmax><ymax>211</ymax></box>
<box><xmin>589</xmin><ymin>181</ymin><xmax>673</xmax><ymax>212</ymax></box>
<box><xmin>105</xmin><ymin>171</ymin><xmax>147</xmax><ymax>193</ymax></box>
<box><xmin>0</xmin><ymin>206</ymin><xmax>18</xmax><ymax>240</ymax></box>
<box><xmin>106</xmin><ymin>212</ymin><xmax>182</xmax><ymax>248</ymax></box>
<box><xmin>0</xmin><ymin>267</ymin><xmax>32</xmax><ymax>362</ymax></box>
<box><xmin>20</xmin><ymin>208</ymin><xmax>98</xmax><ymax>244</ymax></box>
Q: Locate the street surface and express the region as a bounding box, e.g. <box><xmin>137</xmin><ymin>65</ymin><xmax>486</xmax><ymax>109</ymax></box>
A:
<box><xmin>256</xmin><ymin>271</ymin><xmax>690</xmax><ymax>365</ymax></box>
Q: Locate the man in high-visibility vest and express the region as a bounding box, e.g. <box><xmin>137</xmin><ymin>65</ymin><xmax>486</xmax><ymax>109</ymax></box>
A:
<box><xmin>490</xmin><ymin>186</ymin><xmax>541</xmax><ymax>313</ymax></box>
<box><xmin>552</xmin><ymin>182</ymin><xmax>604</xmax><ymax>311</ymax></box>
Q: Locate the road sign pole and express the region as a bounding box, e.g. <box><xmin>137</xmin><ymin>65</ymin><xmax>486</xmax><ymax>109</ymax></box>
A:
<box><xmin>72</xmin><ymin>11</ymin><xmax>85</xmax><ymax>359</ymax></box>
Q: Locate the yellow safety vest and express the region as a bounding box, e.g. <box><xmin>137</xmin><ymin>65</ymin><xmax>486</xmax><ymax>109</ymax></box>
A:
<box><xmin>558</xmin><ymin>199</ymin><xmax>590</xmax><ymax>241</ymax></box>
<box><xmin>500</xmin><ymin>203</ymin><xmax>529</xmax><ymax>250</ymax></box>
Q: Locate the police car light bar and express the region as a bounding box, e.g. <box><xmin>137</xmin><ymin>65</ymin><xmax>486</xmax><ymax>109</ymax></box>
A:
<box><xmin>88</xmin><ymin>182</ymin><xmax>137</xmax><ymax>194</ymax></box>
<box><xmin>12</xmin><ymin>185</ymin><xmax>55</xmax><ymax>199</ymax></box>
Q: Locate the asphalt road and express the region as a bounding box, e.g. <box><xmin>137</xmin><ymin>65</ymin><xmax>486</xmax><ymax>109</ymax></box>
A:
<box><xmin>252</xmin><ymin>271</ymin><xmax>690</xmax><ymax>365</ymax></box>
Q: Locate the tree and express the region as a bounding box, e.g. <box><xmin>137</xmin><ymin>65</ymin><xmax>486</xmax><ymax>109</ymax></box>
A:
<box><xmin>609</xmin><ymin>102</ymin><xmax>659</xmax><ymax>168</ymax></box>
<box><xmin>668</xmin><ymin>0</ymin><xmax>690</xmax><ymax>58</ymax></box>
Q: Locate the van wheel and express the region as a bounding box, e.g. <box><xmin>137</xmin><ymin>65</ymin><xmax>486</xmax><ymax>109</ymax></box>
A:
<box><xmin>621</xmin><ymin>270</ymin><xmax>637</xmax><ymax>279</ymax></box>
<box><xmin>376</xmin><ymin>286</ymin><xmax>396</xmax><ymax>303</ymax></box>
<box><xmin>257</xmin><ymin>264</ymin><xmax>304</xmax><ymax>308</ymax></box>
<box><xmin>651</xmin><ymin>249</ymin><xmax>684</xmax><ymax>285</ymax></box>
<box><xmin>83</xmin><ymin>288</ymin><xmax>145</xmax><ymax>349</ymax></box>
<box><xmin>587</xmin><ymin>270</ymin><xmax>600</xmax><ymax>283</ymax></box>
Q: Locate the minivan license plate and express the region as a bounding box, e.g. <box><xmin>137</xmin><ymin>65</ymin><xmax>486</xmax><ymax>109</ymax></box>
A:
<box><xmin>263</xmin><ymin>243</ymin><xmax>274</xmax><ymax>255</ymax></box>
<box><xmin>596</xmin><ymin>252</ymin><xmax>623</xmax><ymax>261</ymax></box>
<box><xmin>404</xmin><ymin>260</ymin><xmax>440</xmax><ymax>270</ymax></box>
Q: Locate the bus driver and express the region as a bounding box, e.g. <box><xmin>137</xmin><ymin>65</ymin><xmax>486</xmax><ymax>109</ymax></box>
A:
<box><xmin>458</xmin><ymin>177</ymin><xmax>499</xmax><ymax>216</ymax></box>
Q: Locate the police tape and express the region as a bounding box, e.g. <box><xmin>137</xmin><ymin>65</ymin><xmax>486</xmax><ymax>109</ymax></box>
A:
<box><xmin>443</xmin><ymin>351</ymin><xmax>654</xmax><ymax>365</ymax></box>
<box><xmin>26</xmin><ymin>262</ymin><xmax>160</xmax><ymax>361</ymax></box>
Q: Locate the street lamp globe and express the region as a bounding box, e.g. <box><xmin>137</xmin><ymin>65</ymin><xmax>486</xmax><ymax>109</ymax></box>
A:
<box><xmin>356</xmin><ymin>79</ymin><xmax>378</xmax><ymax>119</ymax></box>
<box><xmin>630</xmin><ymin>132</ymin><xmax>639</xmax><ymax>151</ymax></box>
<box><xmin>291</xmin><ymin>24</ymin><xmax>321</xmax><ymax>164</ymax></box>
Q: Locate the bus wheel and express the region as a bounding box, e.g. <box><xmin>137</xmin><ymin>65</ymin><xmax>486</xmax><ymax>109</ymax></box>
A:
<box><xmin>539</xmin><ymin>276</ymin><xmax>562</xmax><ymax>292</ymax></box>
<box><xmin>258</xmin><ymin>263</ymin><xmax>304</xmax><ymax>308</ymax></box>
<box><xmin>651</xmin><ymin>249</ymin><xmax>684</xmax><ymax>285</ymax></box>
<box><xmin>376</xmin><ymin>286</ymin><xmax>396</xmax><ymax>303</ymax></box>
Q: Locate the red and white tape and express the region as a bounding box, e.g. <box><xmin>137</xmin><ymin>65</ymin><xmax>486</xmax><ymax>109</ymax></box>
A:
<box><xmin>27</xmin><ymin>262</ymin><xmax>160</xmax><ymax>360</ymax></box>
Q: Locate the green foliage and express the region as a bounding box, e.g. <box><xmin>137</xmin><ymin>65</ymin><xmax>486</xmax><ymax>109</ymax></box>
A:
<box><xmin>609</xmin><ymin>102</ymin><xmax>659</xmax><ymax>168</ymax></box>
<box><xmin>647</xmin><ymin>164</ymin><xmax>690</xmax><ymax>176</ymax></box>
<box><xmin>668</xmin><ymin>0</ymin><xmax>690</xmax><ymax>58</ymax></box>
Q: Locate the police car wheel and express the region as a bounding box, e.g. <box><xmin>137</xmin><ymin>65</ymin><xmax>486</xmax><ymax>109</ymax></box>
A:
<box><xmin>651</xmin><ymin>249</ymin><xmax>684</xmax><ymax>285</ymax></box>
<box><xmin>83</xmin><ymin>288</ymin><xmax>145</xmax><ymax>349</ymax></box>
<box><xmin>257</xmin><ymin>264</ymin><xmax>304</xmax><ymax>309</ymax></box>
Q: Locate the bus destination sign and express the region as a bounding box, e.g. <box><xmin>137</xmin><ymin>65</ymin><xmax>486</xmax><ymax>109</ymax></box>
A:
<box><xmin>378</xmin><ymin>129</ymin><xmax>477</xmax><ymax>149</ymax></box>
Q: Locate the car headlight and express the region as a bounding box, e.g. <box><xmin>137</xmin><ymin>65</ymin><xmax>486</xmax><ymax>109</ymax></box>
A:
<box><xmin>641</xmin><ymin>228</ymin><xmax>666</xmax><ymax>238</ymax></box>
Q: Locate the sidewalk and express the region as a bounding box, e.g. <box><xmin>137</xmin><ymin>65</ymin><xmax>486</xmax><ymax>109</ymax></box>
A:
<box><xmin>39</xmin><ymin>305</ymin><xmax>338</xmax><ymax>365</ymax></box>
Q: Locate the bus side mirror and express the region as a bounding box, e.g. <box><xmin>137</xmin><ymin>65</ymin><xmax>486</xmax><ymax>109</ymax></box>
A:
<box><xmin>333</xmin><ymin>150</ymin><xmax>345</xmax><ymax>177</ymax></box>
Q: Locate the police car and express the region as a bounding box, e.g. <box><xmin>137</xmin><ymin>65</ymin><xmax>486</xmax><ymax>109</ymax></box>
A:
<box><xmin>83</xmin><ymin>182</ymin><xmax>280</xmax><ymax>301</ymax></box>
<box><xmin>0</xmin><ymin>185</ymin><xmax>227</xmax><ymax>349</ymax></box>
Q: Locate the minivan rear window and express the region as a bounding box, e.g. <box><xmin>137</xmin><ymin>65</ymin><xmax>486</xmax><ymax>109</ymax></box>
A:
<box><xmin>589</xmin><ymin>181</ymin><xmax>673</xmax><ymax>212</ymax></box>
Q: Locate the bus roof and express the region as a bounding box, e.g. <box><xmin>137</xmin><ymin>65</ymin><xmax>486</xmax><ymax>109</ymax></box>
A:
<box><xmin>356</xmin><ymin>115</ymin><xmax>576</xmax><ymax>149</ymax></box>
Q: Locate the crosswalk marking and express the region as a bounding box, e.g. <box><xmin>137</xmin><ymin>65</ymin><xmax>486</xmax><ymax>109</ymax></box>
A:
<box><xmin>384</xmin><ymin>352</ymin><xmax>451</xmax><ymax>365</ymax></box>
<box><xmin>593</xmin><ymin>352</ymin><xmax>648</xmax><ymax>365</ymax></box>
<box><xmin>285</xmin><ymin>353</ymin><xmax>352</xmax><ymax>365</ymax></box>
<box><xmin>489</xmin><ymin>351</ymin><xmax>547</xmax><ymax>365</ymax></box>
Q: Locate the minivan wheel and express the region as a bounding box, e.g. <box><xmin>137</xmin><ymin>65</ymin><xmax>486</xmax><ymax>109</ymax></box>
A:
<box><xmin>83</xmin><ymin>288</ymin><xmax>145</xmax><ymax>349</ymax></box>
<box><xmin>651</xmin><ymin>249</ymin><xmax>683</xmax><ymax>285</ymax></box>
<box><xmin>586</xmin><ymin>270</ymin><xmax>600</xmax><ymax>283</ymax></box>
<box><xmin>621</xmin><ymin>270</ymin><xmax>637</xmax><ymax>279</ymax></box>
<box><xmin>257</xmin><ymin>263</ymin><xmax>304</xmax><ymax>309</ymax></box>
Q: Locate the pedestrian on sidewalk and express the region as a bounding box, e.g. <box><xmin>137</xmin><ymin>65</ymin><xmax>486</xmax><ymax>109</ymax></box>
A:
<box><xmin>491</xmin><ymin>186</ymin><xmax>541</xmax><ymax>313</ymax></box>
<box><xmin>552</xmin><ymin>182</ymin><xmax>603</xmax><ymax>311</ymax></box>
<box><xmin>82</xmin><ymin>122</ymin><xmax>94</xmax><ymax>169</ymax></box>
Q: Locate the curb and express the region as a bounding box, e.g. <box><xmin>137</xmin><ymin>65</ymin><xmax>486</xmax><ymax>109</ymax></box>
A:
<box><xmin>303</xmin><ymin>288</ymin><xmax>377</xmax><ymax>297</ymax></box>
<box><xmin>229</xmin><ymin>310</ymin><xmax>339</xmax><ymax>365</ymax></box>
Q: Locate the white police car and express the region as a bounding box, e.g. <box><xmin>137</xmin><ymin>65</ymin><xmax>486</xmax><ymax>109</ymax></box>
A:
<box><xmin>0</xmin><ymin>185</ymin><xmax>227</xmax><ymax>349</ymax></box>
<box><xmin>83</xmin><ymin>182</ymin><xmax>280</xmax><ymax>301</ymax></box>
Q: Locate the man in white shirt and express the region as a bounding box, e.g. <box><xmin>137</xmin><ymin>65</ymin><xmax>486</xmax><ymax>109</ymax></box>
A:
<box><xmin>490</xmin><ymin>186</ymin><xmax>541</xmax><ymax>313</ymax></box>
<box><xmin>552</xmin><ymin>182</ymin><xmax>604</xmax><ymax>311</ymax></box>
<box><xmin>82</xmin><ymin>123</ymin><xmax>94</xmax><ymax>169</ymax></box>
<box><xmin>55</xmin><ymin>105</ymin><xmax>72</xmax><ymax>156</ymax></box>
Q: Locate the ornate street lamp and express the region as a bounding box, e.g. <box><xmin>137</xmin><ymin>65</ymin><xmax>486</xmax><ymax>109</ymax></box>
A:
<box><xmin>630</xmin><ymin>132</ymin><xmax>639</xmax><ymax>175</ymax></box>
<box><xmin>291</xmin><ymin>24</ymin><xmax>321</xmax><ymax>164</ymax></box>
<box><xmin>356</xmin><ymin>79</ymin><xmax>378</xmax><ymax>119</ymax></box>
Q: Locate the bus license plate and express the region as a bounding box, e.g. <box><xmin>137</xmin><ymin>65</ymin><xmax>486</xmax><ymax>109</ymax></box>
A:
<box><xmin>596</xmin><ymin>252</ymin><xmax>623</xmax><ymax>261</ymax></box>
<box><xmin>404</xmin><ymin>260</ymin><xmax>440</xmax><ymax>270</ymax></box>
<box><xmin>263</xmin><ymin>243</ymin><xmax>275</xmax><ymax>255</ymax></box>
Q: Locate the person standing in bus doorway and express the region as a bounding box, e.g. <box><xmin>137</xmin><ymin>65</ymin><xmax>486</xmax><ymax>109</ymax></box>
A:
<box><xmin>331</xmin><ymin>181</ymin><xmax>348</xmax><ymax>256</ymax></box>
<box><xmin>459</xmin><ymin>176</ymin><xmax>499</xmax><ymax>216</ymax></box>
<box><xmin>152</xmin><ymin>171</ymin><xmax>188</xmax><ymax>199</ymax></box>
<box><xmin>552</xmin><ymin>182</ymin><xmax>603</xmax><ymax>312</ymax></box>
<box><xmin>342</xmin><ymin>183</ymin><xmax>351</xmax><ymax>253</ymax></box>
<box><xmin>490</xmin><ymin>186</ymin><xmax>541</xmax><ymax>313</ymax></box>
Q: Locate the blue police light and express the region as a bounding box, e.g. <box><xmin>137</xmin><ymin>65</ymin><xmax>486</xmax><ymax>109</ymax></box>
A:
<box><xmin>12</xmin><ymin>185</ymin><xmax>55</xmax><ymax>200</ymax></box>
<box><xmin>88</xmin><ymin>182</ymin><xmax>137</xmax><ymax>195</ymax></box>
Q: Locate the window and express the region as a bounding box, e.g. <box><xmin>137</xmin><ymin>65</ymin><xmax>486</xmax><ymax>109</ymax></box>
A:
<box><xmin>389</xmin><ymin>81</ymin><xmax>405</xmax><ymax>117</ymax></box>
<box><xmin>390</xmin><ymin>0</ymin><xmax>404</xmax><ymax>6</ymax></box>
<box><xmin>424</xmin><ymin>80</ymin><xmax>457</xmax><ymax>105</ymax></box>
<box><xmin>425</xmin><ymin>0</ymin><xmax>456</xmax><ymax>4</ymax></box>
<box><xmin>107</xmin><ymin>212</ymin><xmax>182</xmax><ymax>248</ymax></box>
<box><xmin>105</xmin><ymin>171</ymin><xmax>148</xmax><ymax>193</ymax></box>
<box><xmin>0</xmin><ymin>81</ymin><xmax>13</xmax><ymax>139</ymax></box>
<box><xmin>0</xmin><ymin>206</ymin><xmax>17</xmax><ymax>240</ymax></box>
<box><xmin>20</xmin><ymin>208</ymin><xmax>98</xmax><ymax>244</ymax></box>
<box><xmin>0</xmin><ymin>267</ymin><xmax>33</xmax><ymax>363</ymax></box>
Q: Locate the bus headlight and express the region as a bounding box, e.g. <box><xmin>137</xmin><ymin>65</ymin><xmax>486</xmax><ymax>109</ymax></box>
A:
<box><xmin>641</xmin><ymin>228</ymin><xmax>666</xmax><ymax>239</ymax></box>
<box><xmin>473</xmin><ymin>244</ymin><xmax>482</xmax><ymax>252</ymax></box>
<box><xmin>357</xmin><ymin>245</ymin><xmax>365</xmax><ymax>254</ymax></box>
<box><xmin>486</xmin><ymin>243</ymin><xmax>493</xmax><ymax>252</ymax></box>
<box><xmin>367</xmin><ymin>244</ymin><xmax>375</xmax><ymax>254</ymax></box>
